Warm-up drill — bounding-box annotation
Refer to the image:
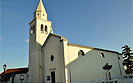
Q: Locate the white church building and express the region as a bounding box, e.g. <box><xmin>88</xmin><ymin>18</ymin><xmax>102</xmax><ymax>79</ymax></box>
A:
<box><xmin>0</xmin><ymin>0</ymin><xmax>130</xmax><ymax>83</ymax></box>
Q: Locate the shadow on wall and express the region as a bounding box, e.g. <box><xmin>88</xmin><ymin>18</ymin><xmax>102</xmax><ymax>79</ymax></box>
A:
<box><xmin>66</xmin><ymin>49</ymin><xmax>123</xmax><ymax>82</ymax></box>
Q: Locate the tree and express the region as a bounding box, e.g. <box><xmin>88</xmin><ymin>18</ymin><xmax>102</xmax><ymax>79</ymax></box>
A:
<box><xmin>122</xmin><ymin>45</ymin><xmax>133</xmax><ymax>74</ymax></box>
<box><xmin>122</xmin><ymin>45</ymin><xmax>132</xmax><ymax>59</ymax></box>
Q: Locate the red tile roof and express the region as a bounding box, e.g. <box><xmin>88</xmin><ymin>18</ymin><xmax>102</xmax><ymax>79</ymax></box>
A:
<box><xmin>0</xmin><ymin>67</ymin><xmax>28</xmax><ymax>76</ymax></box>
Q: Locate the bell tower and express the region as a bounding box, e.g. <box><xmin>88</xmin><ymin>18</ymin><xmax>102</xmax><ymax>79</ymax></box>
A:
<box><xmin>28</xmin><ymin>0</ymin><xmax>53</xmax><ymax>82</ymax></box>
<box><xmin>34</xmin><ymin>0</ymin><xmax>47</xmax><ymax>20</ymax></box>
<box><xmin>30</xmin><ymin>0</ymin><xmax>53</xmax><ymax>45</ymax></box>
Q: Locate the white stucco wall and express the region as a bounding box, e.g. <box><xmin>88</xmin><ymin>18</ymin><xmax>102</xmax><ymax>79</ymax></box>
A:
<box><xmin>42</xmin><ymin>35</ymin><xmax>126</xmax><ymax>83</ymax></box>
<box><xmin>118</xmin><ymin>54</ymin><xmax>126</xmax><ymax>76</ymax></box>
<box><xmin>43</xmin><ymin>35</ymin><xmax>66</xmax><ymax>83</ymax></box>
<box><xmin>29</xmin><ymin>19</ymin><xmax>43</xmax><ymax>83</ymax></box>
<box><xmin>66</xmin><ymin>44</ymin><xmax>125</xmax><ymax>82</ymax></box>
<box><xmin>62</xmin><ymin>40</ymin><xmax>71</xmax><ymax>83</ymax></box>
<box><xmin>5</xmin><ymin>73</ymin><xmax>28</xmax><ymax>83</ymax></box>
<box><xmin>36</xmin><ymin>19</ymin><xmax>52</xmax><ymax>45</ymax></box>
<box><xmin>13</xmin><ymin>73</ymin><xmax>28</xmax><ymax>83</ymax></box>
<box><xmin>29</xmin><ymin>15</ymin><xmax>52</xmax><ymax>83</ymax></box>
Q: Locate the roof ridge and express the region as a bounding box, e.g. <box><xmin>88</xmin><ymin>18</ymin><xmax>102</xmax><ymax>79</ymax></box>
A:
<box><xmin>68</xmin><ymin>43</ymin><xmax>120</xmax><ymax>54</ymax></box>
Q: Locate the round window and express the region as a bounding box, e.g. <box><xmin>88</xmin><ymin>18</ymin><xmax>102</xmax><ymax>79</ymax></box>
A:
<box><xmin>51</xmin><ymin>55</ymin><xmax>54</xmax><ymax>61</ymax></box>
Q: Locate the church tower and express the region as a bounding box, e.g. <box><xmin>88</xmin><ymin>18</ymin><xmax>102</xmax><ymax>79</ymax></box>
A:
<box><xmin>29</xmin><ymin>0</ymin><xmax>53</xmax><ymax>82</ymax></box>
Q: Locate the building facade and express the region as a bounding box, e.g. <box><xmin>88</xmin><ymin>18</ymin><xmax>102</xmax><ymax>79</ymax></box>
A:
<box><xmin>28</xmin><ymin>0</ymin><xmax>126</xmax><ymax>83</ymax></box>
<box><xmin>1</xmin><ymin>0</ymin><xmax>131</xmax><ymax>83</ymax></box>
<box><xmin>0</xmin><ymin>68</ymin><xmax>28</xmax><ymax>83</ymax></box>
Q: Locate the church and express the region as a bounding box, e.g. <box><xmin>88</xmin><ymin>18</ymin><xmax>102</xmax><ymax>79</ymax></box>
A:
<box><xmin>0</xmin><ymin>0</ymin><xmax>130</xmax><ymax>83</ymax></box>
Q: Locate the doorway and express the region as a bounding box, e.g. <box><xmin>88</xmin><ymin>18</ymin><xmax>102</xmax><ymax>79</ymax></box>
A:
<box><xmin>51</xmin><ymin>71</ymin><xmax>55</xmax><ymax>83</ymax></box>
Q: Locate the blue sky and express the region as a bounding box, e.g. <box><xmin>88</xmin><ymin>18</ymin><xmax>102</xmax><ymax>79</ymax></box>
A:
<box><xmin>0</xmin><ymin>0</ymin><xmax>132</xmax><ymax>73</ymax></box>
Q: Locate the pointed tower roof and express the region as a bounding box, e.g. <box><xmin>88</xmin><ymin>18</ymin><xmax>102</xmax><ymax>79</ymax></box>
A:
<box><xmin>35</xmin><ymin>0</ymin><xmax>46</xmax><ymax>13</ymax></box>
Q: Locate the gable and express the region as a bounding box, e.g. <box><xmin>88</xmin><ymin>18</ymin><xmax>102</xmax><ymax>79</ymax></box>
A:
<box><xmin>42</xmin><ymin>33</ymin><xmax>66</xmax><ymax>82</ymax></box>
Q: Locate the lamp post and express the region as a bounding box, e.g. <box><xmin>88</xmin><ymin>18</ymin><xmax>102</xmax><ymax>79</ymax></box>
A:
<box><xmin>3</xmin><ymin>64</ymin><xmax>7</xmax><ymax>82</ymax></box>
<box><xmin>3</xmin><ymin>64</ymin><xmax>7</xmax><ymax>73</ymax></box>
<box><xmin>20</xmin><ymin>75</ymin><xmax>24</xmax><ymax>83</ymax></box>
<box><xmin>103</xmin><ymin>63</ymin><xmax>112</xmax><ymax>80</ymax></box>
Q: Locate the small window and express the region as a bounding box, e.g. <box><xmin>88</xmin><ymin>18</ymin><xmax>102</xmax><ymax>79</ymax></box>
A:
<box><xmin>30</xmin><ymin>27</ymin><xmax>33</xmax><ymax>35</ymax></box>
<box><xmin>78</xmin><ymin>50</ymin><xmax>85</xmax><ymax>56</ymax></box>
<box><xmin>41</xmin><ymin>24</ymin><xmax>44</xmax><ymax>32</ymax></box>
<box><xmin>47</xmin><ymin>76</ymin><xmax>50</xmax><ymax>81</ymax></box>
<box><xmin>45</xmin><ymin>25</ymin><xmax>48</xmax><ymax>32</ymax></box>
<box><xmin>51</xmin><ymin>55</ymin><xmax>54</xmax><ymax>61</ymax></box>
<box><xmin>34</xmin><ymin>14</ymin><xmax>36</xmax><ymax>17</ymax></box>
<box><xmin>33</xmin><ymin>25</ymin><xmax>35</xmax><ymax>28</ymax></box>
<box><xmin>100</xmin><ymin>53</ymin><xmax>105</xmax><ymax>58</ymax></box>
<box><xmin>30</xmin><ymin>25</ymin><xmax>35</xmax><ymax>35</ymax></box>
<box><xmin>118</xmin><ymin>57</ymin><xmax>120</xmax><ymax>60</ymax></box>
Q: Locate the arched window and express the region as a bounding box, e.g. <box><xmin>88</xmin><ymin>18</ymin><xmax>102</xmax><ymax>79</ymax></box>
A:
<box><xmin>100</xmin><ymin>53</ymin><xmax>105</xmax><ymax>58</ymax></box>
<box><xmin>30</xmin><ymin>25</ymin><xmax>36</xmax><ymax>35</ymax></box>
<box><xmin>45</xmin><ymin>25</ymin><xmax>48</xmax><ymax>32</ymax></box>
<box><xmin>118</xmin><ymin>56</ymin><xmax>120</xmax><ymax>60</ymax></box>
<box><xmin>51</xmin><ymin>55</ymin><xmax>54</xmax><ymax>61</ymax></box>
<box><xmin>78</xmin><ymin>50</ymin><xmax>85</xmax><ymax>56</ymax></box>
<box><xmin>41</xmin><ymin>24</ymin><xmax>44</xmax><ymax>32</ymax></box>
<box><xmin>30</xmin><ymin>27</ymin><xmax>33</xmax><ymax>35</ymax></box>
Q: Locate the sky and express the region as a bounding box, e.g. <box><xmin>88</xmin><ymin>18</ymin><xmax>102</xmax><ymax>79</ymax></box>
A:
<box><xmin>0</xmin><ymin>0</ymin><xmax>132</xmax><ymax>73</ymax></box>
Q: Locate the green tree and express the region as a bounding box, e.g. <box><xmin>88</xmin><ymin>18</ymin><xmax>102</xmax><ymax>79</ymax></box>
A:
<box><xmin>122</xmin><ymin>45</ymin><xmax>133</xmax><ymax>74</ymax></box>
<box><xmin>122</xmin><ymin>45</ymin><xmax>131</xmax><ymax>58</ymax></box>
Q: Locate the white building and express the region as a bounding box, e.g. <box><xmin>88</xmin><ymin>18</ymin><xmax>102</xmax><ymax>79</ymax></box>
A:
<box><xmin>0</xmin><ymin>68</ymin><xmax>28</xmax><ymax>83</ymax></box>
<box><xmin>28</xmin><ymin>0</ymin><xmax>126</xmax><ymax>83</ymax></box>
<box><xmin>1</xmin><ymin>0</ymin><xmax>131</xmax><ymax>83</ymax></box>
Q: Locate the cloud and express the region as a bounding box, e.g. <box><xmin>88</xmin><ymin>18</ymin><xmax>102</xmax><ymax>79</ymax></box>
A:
<box><xmin>25</xmin><ymin>39</ymin><xmax>29</xmax><ymax>43</ymax></box>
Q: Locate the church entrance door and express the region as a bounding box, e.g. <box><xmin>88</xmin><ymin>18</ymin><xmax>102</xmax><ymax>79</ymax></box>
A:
<box><xmin>51</xmin><ymin>71</ymin><xmax>55</xmax><ymax>83</ymax></box>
